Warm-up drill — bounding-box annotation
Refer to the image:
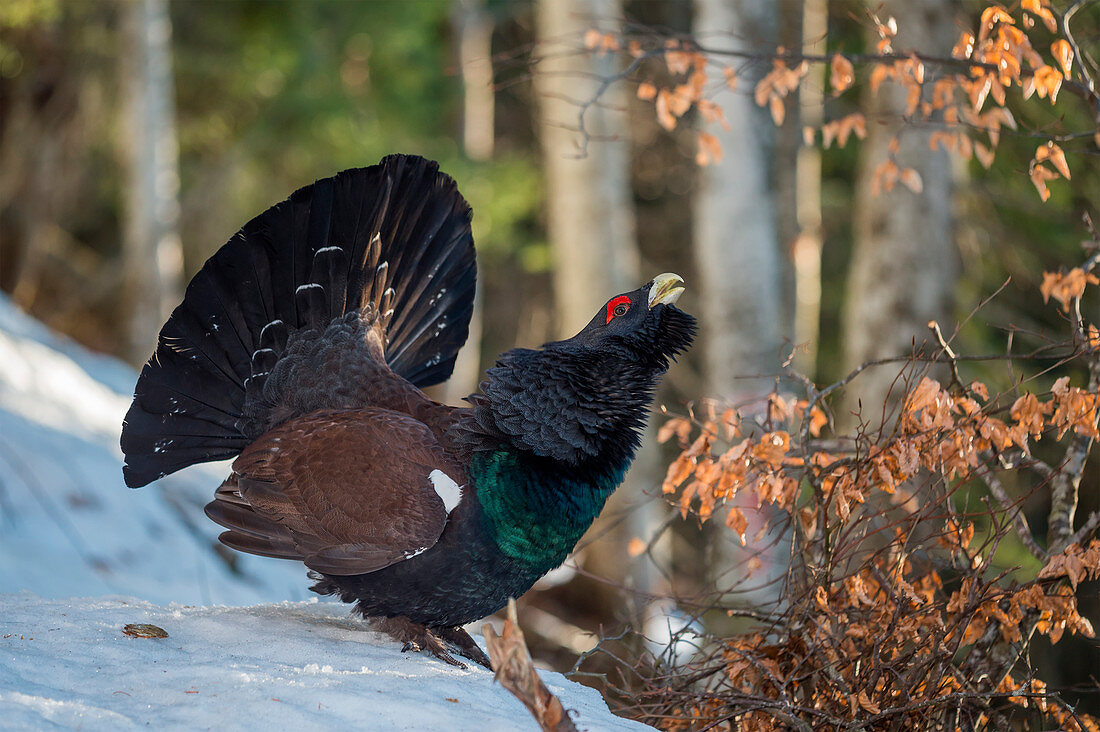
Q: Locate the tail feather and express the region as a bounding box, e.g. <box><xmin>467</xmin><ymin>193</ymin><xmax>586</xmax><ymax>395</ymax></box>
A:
<box><xmin>122</xmin><ymin>154</ymin><xmax>475</xmax><ymax>487</ymax></box>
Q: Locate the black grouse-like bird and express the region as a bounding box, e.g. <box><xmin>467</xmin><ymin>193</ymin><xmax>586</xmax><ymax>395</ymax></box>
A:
<box><xmin>121</xmin><ymin>154</ymin><xmax>695</xmax><ymax>668</ymax></box>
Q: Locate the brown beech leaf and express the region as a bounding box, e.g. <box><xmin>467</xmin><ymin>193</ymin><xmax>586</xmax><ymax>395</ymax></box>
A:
<box><xmin>974</xmin><ymin>141</ymin><xmax>995</xmax><ymax>169</ymax></box>
<box><xmin>723</xmin><ymin>66</ymin><xmax>738</xmax><ymax>91</ymax></box>
<box><xmin>830</xmin><ymin>54</ymin><xmax>854</xmax><ymax>95</ymax></box>
<box><xmin>1051</xmin><ymin>39</ymin><xmax>1074</xmax><ymax>77</ymax></box>
<box><xmin>726</xmin><ymin>506</ymin><xmax>748</xmax><ymax>545</ymax></box>
<box><xmin>657</xmin><ymin>417</ymin><xmax>688</xmax><ymax>444</ymax></box>
<box><xmin>636</xmin><ymin>82</ymin><xmax>657</xmax><ymax>101</ymax></box>
<box><xmin>899</xmin><ymin>167</ymin><xmax>923</xmax><ymax>194</ymax></box>
<box><xmin>808</xmin><ymin>406</ymin><xmax>828</xmax><ymax>437</ymax></box>
<box><xmin>665</xmin><ymin>41</ymin><xmax>692</xmax><ymax>75</ymax></box>
<box><xmin>1036</xmin><ymin>142</ymin><xmax>1071</xmax><ymax>179</ymax></box>
<box><xmin>951</xmin><ymin>31</ymin><xmax>975</xmax><ymax>59</ymax></box>
<box><xmin>122</xmin><ymin>623</ymin><xmax>168</xmax><ymax>639</ymax></box>
<box><xmin>1040</xmin><ymin>268</ymin><xmax>1100</xmax><ymax>311</ymax></box>
<box><xmin>1029</xmin><ymin>161</ymin><xmax>1057</xmax><ymax>201</ymax></box>
<box><xmin>869</xmin><ymin>64</ymin><xmax>891</xmax><ymax>93</ymax></box>
<box><xmin>627</xmin><ymin>537</ymin><xmax>646</xmax><ymax>557</ymax></box>
<box><xmin>655</xmin><ymin>90</ymin><xmax>676</xmax><ymax>131</ymax></box>
<box><xmin>1033</xmin><ymin>65</ymin><xmax>1062</xmax><ymax>103</ymax></box>
<box><xmin>769</xmin><ymin>94</ymin><xmax>786</xmax><ymax>126</ymax></box>
<box><xmin>583</xmin><ymin>29</ymin><xmax>601</xmax><ymax>50</ymax></box>
<box><xmin>663</xmin><ymin>454</ymin><xmax>693</xmax><ymax>493</ymax></box>
<box><xmin>696</xmin><ymin>131</ymin><xmax>723</xmax><ymax>166</ymax></box>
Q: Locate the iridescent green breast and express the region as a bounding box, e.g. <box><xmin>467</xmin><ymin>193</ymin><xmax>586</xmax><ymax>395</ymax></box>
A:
<box><xmin>469</xmin><ymin>449</ymin><xmax>628</xmax><ymax>571</ymax></box>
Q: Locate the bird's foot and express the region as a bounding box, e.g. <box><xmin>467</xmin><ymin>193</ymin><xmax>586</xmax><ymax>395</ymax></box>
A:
<box><xmin>373</xmin><ymin>616</ymin><xmax>467</xmax><ymax>669</ymax></box>
<box><xmin>436</xmin><ymin>626</ymin><xmax>493</xmax><ymax>670</ymax></box>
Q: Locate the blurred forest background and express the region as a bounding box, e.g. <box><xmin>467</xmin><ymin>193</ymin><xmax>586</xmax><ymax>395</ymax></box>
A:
<box><xmin>1</xmin><ymin>0</ymin><xmax>1098</xmax><ymax>719</ymax></box>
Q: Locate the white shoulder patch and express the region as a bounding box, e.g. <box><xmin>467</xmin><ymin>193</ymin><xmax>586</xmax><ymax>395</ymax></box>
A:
<box><xmin>428</xmin><ymin>469</ymin><xmax>463</xmax><ymax>514</ymax></box>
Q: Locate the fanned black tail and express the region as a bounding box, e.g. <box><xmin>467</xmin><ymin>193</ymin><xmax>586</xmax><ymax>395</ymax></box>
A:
<box><xmin>121</xmin><ymin>154</ymin><xmax>475</xmax><ymax>488</ymax></box>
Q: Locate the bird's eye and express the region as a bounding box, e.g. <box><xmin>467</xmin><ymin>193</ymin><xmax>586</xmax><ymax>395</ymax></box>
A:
<box><xmin>605</xmin><ymin>295</ymin><xmax>632</xmax><ymax>324</ymax></box>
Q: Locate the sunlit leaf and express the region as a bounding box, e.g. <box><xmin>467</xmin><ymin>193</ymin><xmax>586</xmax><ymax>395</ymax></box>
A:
<box><xmin>830</xmin><ymin>54</ymin><xmax>854</xmax><ymax>95</ymax></box>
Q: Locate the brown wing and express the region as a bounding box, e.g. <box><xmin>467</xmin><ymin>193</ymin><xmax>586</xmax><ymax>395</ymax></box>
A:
<box><xmin>204</xmin><ymin>408</ymin><xmax>467</xmax><ymax>575</ymax></box>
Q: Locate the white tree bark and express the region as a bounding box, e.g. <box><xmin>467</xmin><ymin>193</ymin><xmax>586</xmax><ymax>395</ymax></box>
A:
<box><xmin>455</xmin><ymin>0</ymin><xmax>495</xmax><ymax>163</ymax></box>
<box><xmin>793</xmin><ymin>0</ymin><xmax>826</xmax><ymax>375</ymax></box>
<box><xmin>444</xmin><ymin>0</ymin><xmax>494</xmax><ymax>406</ymax></box>
<box><xmin>122</xmin><ymin>0</ymin><xmax>183</xmax><ymax>363</ymax></box>
<box><xmin>693</xmin><ymin>0</ymin><xmax>787</xmax><ymax>608</ymax></box>
<box><xmin>841</xmin><ymin>0</ymin><xmax>961</xmax><ymax>421</ymax></box>
<box><xmin>534</xmin><ymin>0</ymin><xmax>640</xmax><ymax>337</ymax></box>
<box><xmin>693</xmin><ymin>0</ymin><xmax>783</xmax><ymax>403</ymax></box>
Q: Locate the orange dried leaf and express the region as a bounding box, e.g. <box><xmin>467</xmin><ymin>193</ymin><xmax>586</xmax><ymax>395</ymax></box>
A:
<box><xmin>769</xmin><ymin>94</ymin><xmax>786</xmax><ymax>126</ymax></box>
<box><xmin>1051</xmin><ymin>39</ymin><xmax>1074</xmax><ymax>77</ymax></box>
<box><xmin>636</xmin><ymin>82</ymin><xmax>657</xmax><ymax>101</ymax></box>
<box><xmin>974</xmin><ymin>141</ymin><xmax>995</xmax><ymax>169</ymax></box>
<box><xmin>627</xmin><ymin>537</ymin><xmax>646</xmax><ymax>557</ymax></box>
<box><xmin>830</xmin><ymin>54</ymin><xmax>854</xmax><ymax>95</ymax></box>
<box><xmin>808</xmin><ymin>406</ymin><xmax>828</xmax><ymax>437</ymax></box>
<box><xmin>696</xmin><ymin>131</ymin><xmax>723</xmax><ymax>166</ymax></box>
<box><xmin>951</xmin><ymin>31</ymin><xmax>975</xmax><ymax>60</ymax></box>
<box><xmin>1033</xmin><ymin>65</ymin><xmax>1062</xmax><ymax>103</ymax></box>
<box><xmin>655</xmin><ymin>90</ymin><xmax>676</xmax><ymax>131</ymax></box>
<box><xmin>583</xmin><ymin>29</ymin><xmax>602</xmax><ymax>50</ymax></box>
<box><xmin>723</xmin><ymin>66</ymin><xmax>738</xmax><ymax>91</ymax></box>
<box><xmin>858</xmin><ymin>691</ymin><xmax>881</xmax><ymax>715</ymax></box>
<box><xmin>665</xmin><ymin>45</ymin><xmax>692</xmax><ymax>75</ymax></box>
<box><xmin>663</xmin><ymin>454</ymin><xmax>693</xmax><ymax>493</ymax></box>
<box><xmin>657</xmin><ymin>417</ymin><xmax>689</xmax><ymax>444</ymax></box>
<box><xmin>1041</xmin><ymin>268</ymin><xmax>1100</xmax><ymax>311</ymax></box>
<box><xmin>970</xmin><ymin>73</ymin><xmax>993</xmax><ymax>110</ymax></box>
<box><xmin>1029</xmin><ymin>162</ymin><xmax>1057</xmax><ymax>201</ymax></box>
<box><xmin>869</xmin><ymin>64</ymin><xmax>891</xmax><ymax>93</ymax></box>
<box><xmin>970</xmin><ymin>381</ymin><xmax>990</xmax><ymax>401</ymax></box>
<box><xmin>1040</xmin><ymin>142</ymin><xmax>1071</xmax><ymax>179</ymax></box>
<box><xmin>726</xmin><ymin>507</ymin><xmax>748</xmax><ymax>544</ymax></box>
<box><xmin>667</xmin><ymin>86</ymin><xmax>693</xmax><ymax>117</ymax></box>
<box><xmin>899</xmin><ymin>167</ymin><xmax>923</xmax><ymax>194</ymax></box>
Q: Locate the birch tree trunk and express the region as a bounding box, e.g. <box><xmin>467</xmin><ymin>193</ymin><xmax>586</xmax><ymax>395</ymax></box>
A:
<box><xmin>693</xmin><ymin>0</ymin><xmax>787</xmax><ymax>607</ymax></box>
<box><xmin>444</xmin><ymin>0</ymin><xmax>494</xmax><ymax>406</ymax></box>
<box><xmin>535</xmin><ymin>0</ymin><xmax>640</xmax><ymax>336</ymax></box>
<box><xmin>534</xmin><ymin>0</ymin><xmax>661</xmax><ymax>610</ymax></box>
<box><xmin>793</xmin><ymin>0</ymin><xmax>826</xmax><ymax>375</ymax></box>
<box><xmin>840</xmin><ymin>0</ymin><xmax>961</xmax><ymax>421</ymax></box>
<box><xmin>693</xmin><ymin>0</ymin><xmax>783</xmax><ymax>404</ymax></box>
<box><xmin>121</xmin><ymin>0</ymin><xmax>183</xmax><ymax>364</ymax></box>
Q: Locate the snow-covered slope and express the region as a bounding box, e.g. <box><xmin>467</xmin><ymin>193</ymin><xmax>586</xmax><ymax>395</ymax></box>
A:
<box><xmin>0</xmin><ymin>295</ymin><xmax>305</xmax><ymax>605</ymax></box>
<box><xmin>0</xmin><ymin>594</ymin><xmax>647</xmax><ymax>731</ymax></box>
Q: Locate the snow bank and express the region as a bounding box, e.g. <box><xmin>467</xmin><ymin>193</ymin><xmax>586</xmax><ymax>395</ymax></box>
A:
<box><xmin>0</xmin><ymin>594</ymin><xmax>648</xmax><ymax>731</ymax></box>
<box><xmin>0</xmin><ymin>295</ymin><xmax>305</xmax><ymax>605</ymax></box>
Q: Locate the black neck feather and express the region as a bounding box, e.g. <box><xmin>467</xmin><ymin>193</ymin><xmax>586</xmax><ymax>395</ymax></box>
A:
<box><xmin>451</xmin><ymin>345</ymin><xmax>662</xmax><ymax>473</ymax></box>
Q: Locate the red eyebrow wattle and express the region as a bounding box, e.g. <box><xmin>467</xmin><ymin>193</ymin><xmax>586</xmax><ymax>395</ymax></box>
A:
<box><xmin>605</xmin><ymin>295</ymin><xmax>632</xmax><ymax>324</ymax></box>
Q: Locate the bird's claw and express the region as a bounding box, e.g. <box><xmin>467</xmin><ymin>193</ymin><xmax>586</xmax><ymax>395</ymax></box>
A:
<box><xmin>379</xmin><ymin>616</ymin><xmax>469</xmax><ymax>669</ymax></box>
<box><xmin>437</xmin><ymin>626</ymin><xmax>493</xmax><ymax>670</ymax></box>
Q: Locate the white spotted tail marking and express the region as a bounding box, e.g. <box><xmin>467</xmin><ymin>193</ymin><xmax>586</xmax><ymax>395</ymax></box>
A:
<box><xmin>429</xmin><ymin>469</ymin><xmax>463</xmax><ymax>514</ymax></box>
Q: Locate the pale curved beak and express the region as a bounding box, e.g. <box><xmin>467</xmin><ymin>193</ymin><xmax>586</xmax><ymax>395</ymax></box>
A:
<box><xmin>648</xmin><ymin>273</ymin><xmax>685</xmax><ymax>307</ymax></box>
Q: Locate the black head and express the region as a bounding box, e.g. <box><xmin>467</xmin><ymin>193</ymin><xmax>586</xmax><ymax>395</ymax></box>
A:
<box><xmin>562</xmin><ymin>273</ymin><xmax>696</xmax><ymax>370</ymax></box>
<box><xmin>456</xmin><ymin>274</ymin><xmax>696</xmax><ymax>471</ymax></box>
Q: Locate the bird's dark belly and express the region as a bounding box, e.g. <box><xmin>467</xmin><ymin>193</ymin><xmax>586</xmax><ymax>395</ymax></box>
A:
<box><xmin>315</xmin><ymin>505</ymin><xmax>548</xmax><ymax>627</ymax></box>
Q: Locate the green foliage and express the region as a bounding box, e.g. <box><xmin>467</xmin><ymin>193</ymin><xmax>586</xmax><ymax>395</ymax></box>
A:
<box><xmin>170</xmin><ymin>0</ymin><xmax>540</xmax><ymax>269</ymax></box>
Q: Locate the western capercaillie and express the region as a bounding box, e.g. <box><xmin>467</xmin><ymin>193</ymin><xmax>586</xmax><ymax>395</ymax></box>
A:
<box><xmin>121</xmin><ymin>154</ymin><xmax>695</xmax><ymax>668</ymax></box>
